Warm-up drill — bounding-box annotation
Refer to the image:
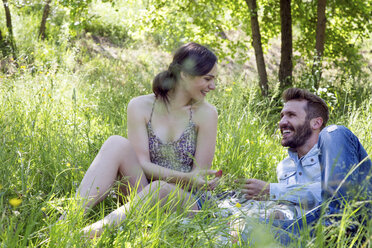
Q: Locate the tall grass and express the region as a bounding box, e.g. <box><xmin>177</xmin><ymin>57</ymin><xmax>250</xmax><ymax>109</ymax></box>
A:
<box><xmin>1</xmin><ymin>45</ymin><xmax>371</xmax><ymax>246</ymax></box>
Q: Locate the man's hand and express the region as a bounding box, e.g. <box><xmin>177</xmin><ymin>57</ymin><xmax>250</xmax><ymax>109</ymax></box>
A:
<box><xmin>240</xmin><ymin>179</ymin><xmax>270</xmax><ymax>200</ymax></box>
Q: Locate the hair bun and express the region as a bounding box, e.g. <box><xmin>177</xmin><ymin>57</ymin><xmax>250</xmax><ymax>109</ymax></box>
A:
<box><xmin>168</xmin><ymin>63</ymin><xmax>180</xmax><ymax>76</ymax></box>
<box><xmin>153</xmin><ymin>70</ymin><xmax>176</xmax><ymax>103</ymax></box>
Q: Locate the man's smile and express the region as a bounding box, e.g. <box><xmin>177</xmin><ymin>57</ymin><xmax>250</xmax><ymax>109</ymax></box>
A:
<box><xmin>201</xmin><ymin>90</ymin><xmax>209</xmax><ymax>96</ymax></box>
<box><xmin>281</xmin><ymin>125</ymin><xmax>295</xmax><ymax>139</ymax></box>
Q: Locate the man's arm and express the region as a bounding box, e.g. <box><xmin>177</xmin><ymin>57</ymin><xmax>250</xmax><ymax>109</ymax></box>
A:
<box><xmin>318</xmin><ymin>125</ymin><xmax>372</xmax><ymax>214</ymax></box>
<box><xmin>270</xmin><ymin>181</ymin><xmax>322</xmax><ymax>210</ymax></box>
<box><xmin>240</xmin><ymin>178</ymin><xmax>321</xmax><ymax>211</ymax></box>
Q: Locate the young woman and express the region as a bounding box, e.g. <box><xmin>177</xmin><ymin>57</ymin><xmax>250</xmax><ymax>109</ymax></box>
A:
<box><xmin>76</xmin><ymin>42</ymin><xmax>219</xmax><ymax>237</ymax></box>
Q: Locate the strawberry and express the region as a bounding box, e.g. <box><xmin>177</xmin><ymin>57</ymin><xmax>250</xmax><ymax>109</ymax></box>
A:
<box><xmin>215</xmin><ymin>170</ymin><xmax>223</xmax><ymax>177</ymax></box>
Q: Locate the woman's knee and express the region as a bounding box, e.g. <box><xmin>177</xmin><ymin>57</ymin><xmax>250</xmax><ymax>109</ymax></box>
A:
<box><xmin>104</xmin><ymin>135</ymin><xmax>130</xmax><ymax>149</ymax></box>
<box><xmin>101</xmin><ymin>135</ymin><xmax>134</xmax><ymax>157</ymax></box>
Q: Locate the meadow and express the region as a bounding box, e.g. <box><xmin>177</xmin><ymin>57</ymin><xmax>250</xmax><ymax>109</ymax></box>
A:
<box><xmin>1</xmin><ymin>1</ymin><xmax>372</xmax><ymax>247</ymax></box>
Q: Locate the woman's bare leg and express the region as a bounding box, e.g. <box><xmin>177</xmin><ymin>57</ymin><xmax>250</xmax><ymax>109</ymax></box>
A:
<box><xmin>82</xmin><ymin>180</ymin><xmax>199</xmax><ymax>238</ymax></box>
<box><xmin>77</xmin><ymin>135</ymin><xmax>148</xmax><ymax>211</ymax></box>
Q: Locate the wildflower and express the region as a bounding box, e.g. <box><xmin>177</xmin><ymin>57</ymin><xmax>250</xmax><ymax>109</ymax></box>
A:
<box><xmin>232</xmin><ymin>82</ymin><xmax>236</xmax><ymax>85</ymax></box>
<box><xmin>225</xmin><ymin>88</ymin><xmax>232</xmax><ymax>92</ymax></box>
<box><xmin>236</xmin><ymin>202</ymin><xmax>241</xmax><ymax>208</ymax></box>
<box><xmin>41</xmin><ymin>207</ymin><xmax>46</xmax><ymax>212</ymax></box>
<box><xmin>9</xmin><ymin>198</ymin><xmax>22</xmax><ymax>207</ymax></box>
<box><xmin>66</xmin><ymin>162</ymin><xmax>71</xmax><ymax>167</ymax></box>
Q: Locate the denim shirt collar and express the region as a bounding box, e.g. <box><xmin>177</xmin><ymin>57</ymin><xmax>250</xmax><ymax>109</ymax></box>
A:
<box><xmin>288</xmin><ymin>144</ymin><xmax>319</xmax><ymax>163</ymax></box>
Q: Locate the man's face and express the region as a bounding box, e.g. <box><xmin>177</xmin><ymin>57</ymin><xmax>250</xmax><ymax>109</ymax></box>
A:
<box><xmin>279</xmin><ymin>100</ymin><xmax>312</xmax><ymax>149</ymax></box>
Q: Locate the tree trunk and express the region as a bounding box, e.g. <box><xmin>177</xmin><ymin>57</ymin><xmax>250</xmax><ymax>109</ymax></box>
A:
<box><xmin>245</xmin><ymin>0</ymin><xmax>269</xmax><ymax>96</ymax></box>
<box><xmin>312</xmin><ymin>0</ymin><xmax>327</xmax><ymax>89</ymax></box>
<box><xmin>2</xmin><ymin>0</ymin><xmax>16</xmax><ymax>58</ymax></box>
<box><xmin>0</xmin><ymin>29</ymin><xmax>4</xmax><ymax>54</ymax></box>
<box><xmin>0</xmin><ymin>29</ymin><xmax>9</xmax><ymax>56</ymax></box>
<box><xmin>279</xmin><ymin>0</ymin><xmax>293</xmax><ymax>89</ymax></box>
<box><xmin>0</xmin><ymin>29</ymin><xmax>3</xmax><ymax>47</ymax></box>
<box><xmin>39</xmin><ymin>0</ymin><xmax>52</xmax><ymax>40</ymax></box>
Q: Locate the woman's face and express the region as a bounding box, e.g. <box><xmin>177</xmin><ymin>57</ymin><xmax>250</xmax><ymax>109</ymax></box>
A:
<box><xmin>182</xmin><ymin>63</ymin><xmax>217</xmax><ymax>102</ymax></box>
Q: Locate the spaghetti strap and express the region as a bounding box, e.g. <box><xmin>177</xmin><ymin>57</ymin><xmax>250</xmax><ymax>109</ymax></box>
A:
<box><xmin>188</xmin><ymin>102</ymin><xmax>195</xmax><ymax>122</ymax></box>
<box><xmin>189</xmin><ymin>104</ymin><xmax>193</xmax><ymax>122</ymax></box>
<box><xmin>149</xmin><ymin>97</ymin><xmax>156</xmax><ymax>123</ymax></box>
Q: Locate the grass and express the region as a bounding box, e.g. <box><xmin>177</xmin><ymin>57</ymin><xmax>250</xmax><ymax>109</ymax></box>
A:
<box><xmin>1</xmin><ymin>48</ymin><xmax>371</xmax><ymax>246</ymax></box>
<box><xmin>1</xmin><ymin>2</ymin><xmax>371</xmax><ymax>247</ymax></box>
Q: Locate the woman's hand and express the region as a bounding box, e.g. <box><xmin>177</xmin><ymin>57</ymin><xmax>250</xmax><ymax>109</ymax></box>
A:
<box><xmin>186</xmin><ymin>169</ymin><xmax>220</xmax><ymax>190</ymax></box>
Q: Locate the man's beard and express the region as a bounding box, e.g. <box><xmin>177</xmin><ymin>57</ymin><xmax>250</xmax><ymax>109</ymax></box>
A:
<box><xmin>281</xmin><ymin>119</ymin><xmax>312</xmax><ymax>149</ymax></box>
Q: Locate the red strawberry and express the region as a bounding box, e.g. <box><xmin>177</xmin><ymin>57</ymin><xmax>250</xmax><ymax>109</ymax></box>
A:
<box><xmin>215</xmin><ymin>170</ymin><xmax>223</xmax><ymax>177</ymax></box>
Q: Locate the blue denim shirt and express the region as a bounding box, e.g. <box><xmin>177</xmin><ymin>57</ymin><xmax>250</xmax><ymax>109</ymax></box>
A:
<box><xmin>318</xmin><ymin>125</ymin><xmax>372</xmax><ymax>217</ymax></box>
<box><xmin>270</xmin><ymin>144</ymin><xmax>322</xmax><ymax>214</ymax></box>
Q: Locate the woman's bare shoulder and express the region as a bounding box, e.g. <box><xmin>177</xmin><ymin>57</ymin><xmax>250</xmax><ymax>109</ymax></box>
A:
<box><xmin>193</xmin><ymin>101</ymin><xmax>218</xmax><ymax>123</ymax></box>
<box><xmin>128</xmin><ymin>94</ymin><xmax>155</xmax><ymax>109</ymax></box>
<box><xmin>127</xmin><ymin>94</ymin><xmax>156</xmax><ymax>121</ymax></box>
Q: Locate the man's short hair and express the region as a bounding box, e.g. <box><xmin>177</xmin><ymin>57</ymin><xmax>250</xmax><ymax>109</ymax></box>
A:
<box><xmin>282</xmin><ymin>88</ymin><xmax>329</xmax><ymax>129</ymax></box>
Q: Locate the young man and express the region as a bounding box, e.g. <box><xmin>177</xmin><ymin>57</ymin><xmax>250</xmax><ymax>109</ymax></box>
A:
<box><xmin>238</xmin><ymin>88</ymin><xmax>371</xmax><ymax>243</ymax></box>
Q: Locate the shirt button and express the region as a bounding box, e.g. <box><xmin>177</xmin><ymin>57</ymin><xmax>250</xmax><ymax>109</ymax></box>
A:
<box><xmin>299</xmin><ymin>172</ymin><xmax>302</xmax><ymax>176</ymax></box>
<box><xmin>284</xmin><ymin>174</ymin><xmax>287</xmax><ymax>177</ymax></box>
<box><xmin>311</xmin><ymin>158</ymin><xmax>314</xmax><ymax>162</ymax></box>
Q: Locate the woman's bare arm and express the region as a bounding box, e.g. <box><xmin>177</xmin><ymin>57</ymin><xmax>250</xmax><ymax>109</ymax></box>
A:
<box><xmin>189</xmin><ymin>102</ymin><xmax>219</xmax><ymax>188</ymax></box>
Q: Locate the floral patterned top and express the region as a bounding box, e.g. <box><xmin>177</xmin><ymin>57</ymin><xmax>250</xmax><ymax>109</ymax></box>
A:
<box><xmin>147</xmin><ymin>99</ymin><xmax>197</xmax><ymax>173</ymax></box>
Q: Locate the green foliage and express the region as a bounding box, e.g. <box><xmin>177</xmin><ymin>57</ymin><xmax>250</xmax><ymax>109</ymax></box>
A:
<box><xmin>292</xmin><ymin>0</ymin><xmax>371</xmax><ymax>75</ymax></box>
<box><xmin>260</xmin><ymin>0</ymin><xmax>281</xmax><ymax>46</ymax></box>
<box><xmin>3</xmin><ymin>0</ymin><xmax>370</xmax><ymax>86</ymax></box>
<box><xmin>57</xmin><ymin>0</ymin><xmax>94</xmax><ymax>33</ymax></box>
<box><xmin>134</xmin><ymin>0</ymin><xmax>371</xmax><ymax>83</ymax></box>
<box><xmin>133</xmin><ymin>0</ymin><xmax>251</xmax><ymax>60</ymax></box>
